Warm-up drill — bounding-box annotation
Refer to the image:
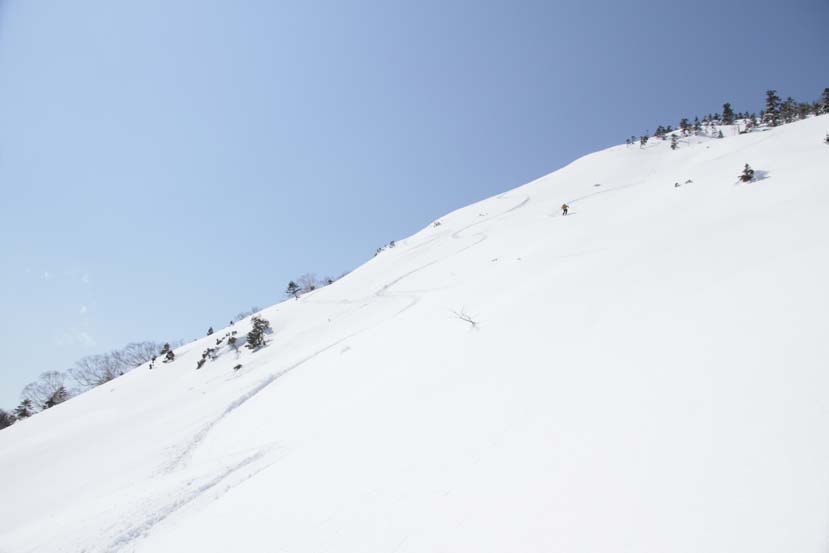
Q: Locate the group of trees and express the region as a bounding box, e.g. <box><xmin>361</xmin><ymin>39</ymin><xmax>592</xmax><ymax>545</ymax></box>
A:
<box><xmin>762</xmin><ymin>88</ymin><xmax>829</xmax><ymax>127</ymax></box>
<box><xmin>285</xmin><ymin>273</ymin><xmax>337</xmax><ymax>298</ymax></box>
<box><xmin>375</xmin><ymin>240</ymin><xmax>397</xmax><ymax>256</ymax></box>
<box><xmin>2</xmin><ymin>267</ymin><xmax>352</xmax><ymax>431</ymax></box>
<box><xmin>628</xmin><ymin>87</ymin><xmax>829</xmax><ymax>148</ymax></box>
<box><xmin>0</xmin><ymin>341</ymin><xmax>166</xmax><ymax>430</ymax></box>
<box><xmin>198</xmin><ymin>315</ymin><xmax>270</xmax><ymax>369</ymax></box>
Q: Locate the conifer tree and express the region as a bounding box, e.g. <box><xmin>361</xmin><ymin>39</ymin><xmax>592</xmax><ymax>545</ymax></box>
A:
<box><xmin>693</xmin><ymin>117</ymin><xmax>702</xmax><ymax>134</ymax></box>
<box><xmin>679</xmin><ymin>118</ymin><xmax>690</xmax><ymax>135</ymax></box>
<box><xmin>14</xmin><ymin>399</ymin><xmax>34</xmax><ymax>419</ymax></box>
<box><xmin>739</xmin><ymin>163</ymin><xmax>755</xmax><ymax>182</ymax></box>
<box><xmin>722</xmin><ymin>102</ymin><xmax>734</xmax><ymax>124</ymax></box>
<box><xmin>42</xmin><ymin>386</ymin><xmax>69</xmax><ymax>409</ymax></box>
<box><xmin>0</xmin><ymin>409</ymin><xmax>14</xmax><ymax>430</ymax></box>
<box><xmin>285</xmin><ymin>281</ymin><xmax>300</xmax><ymax>298</ymax></box>
<box><xmin>246</xmin><ymin>315</ymin><xmax>271</xmax><ymax>350</ymax></box>
<box><xmin>670</xmin><ymin>134</ymin><xmax>678</xmax><ymax>150</ymax></box>
<box><xmin>781</xmin><ymin>97</ymin><xmax>797</xmax><ymax>124</ymax></box>
<box><xmin>821</xmin><ymin>88</ymin><xmax>829</xmax><ymax>114</ymax></box>
<box><xmin>639</xmin><ymin>133</ymin><xmax>649</xmax><ymax>148</ymax></box>
<box><xmin>764</xmin><ymin>90</ymin><xmax>781</xmax><ymax>126</ymax></box>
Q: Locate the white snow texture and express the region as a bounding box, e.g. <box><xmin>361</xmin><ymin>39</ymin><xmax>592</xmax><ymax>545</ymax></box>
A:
<box><xmin>2</xmin><ymin>116</ymin><xmax>828</xmax><ymax>552</ymax></box>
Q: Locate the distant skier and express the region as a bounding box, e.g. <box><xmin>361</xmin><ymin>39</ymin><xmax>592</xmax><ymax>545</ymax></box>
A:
<box><xmin>561</xmin><ymin>203</ymin><xmax>569</xmax><ymax>216</ymax></box>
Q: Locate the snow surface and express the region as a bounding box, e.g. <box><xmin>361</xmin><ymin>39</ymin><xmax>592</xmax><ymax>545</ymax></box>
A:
<box><xmin>2</xmin><ymin>116</ymin><xmax>829</xmax><ymax>553</ymax></box>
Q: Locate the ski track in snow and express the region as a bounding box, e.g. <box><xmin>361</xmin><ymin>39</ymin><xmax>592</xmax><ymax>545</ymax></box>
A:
<box><xmin>163</xmin><ymin>374</ymin><xmax>280</xmax><ymax>472</ymax></box>
<box><xmin>107</xmin><ymin>449</ymin><xmax>275</xmax><ymax>553</ymax></box>
<box><xmin>548</xmin><ymin>177</ymin><xmax>651</xmax><ymax>219</ymax></box>
<box><xmin>376</xmin><ymin>193</ymin><xmax>530</xmax><ymax>313</ymax></box>
<box><xmin>164</xmin><ymin>192</ymin><xmax>531</xmax><ymax>476</ymax></box>
<box><xmin>104</xmin><ymin>190</ymin><xmax>535</xmax><ymax>553</ymax></box>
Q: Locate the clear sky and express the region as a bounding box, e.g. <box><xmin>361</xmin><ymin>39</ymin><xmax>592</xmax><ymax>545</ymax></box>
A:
<box><xmin>0</xmin><ymin>0</ymin><xmax>826</xmax><ymax>408</ymax></box>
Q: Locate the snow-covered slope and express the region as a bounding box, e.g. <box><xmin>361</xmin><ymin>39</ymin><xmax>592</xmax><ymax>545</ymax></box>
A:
<box><xmin>2</xmin><ymin>116</ymin><xmax>828</xmax><ymax>553</ymax></box>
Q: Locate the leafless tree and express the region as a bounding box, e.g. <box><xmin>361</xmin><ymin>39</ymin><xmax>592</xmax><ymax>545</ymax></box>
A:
<box><xmin>21</xmin><ymin>371</ymin><xmax>70</xmax><ymax>410</ymax></box>
<box><xmin>234</xmin><ymin>306</ymin><xmax>261</xmax><ymax>322</ymax></box>
<box><xmin>69</xmin><ymin>341</ymin><xmax>165</xmax><ymax>390</ymax></box>
<box><xmin>297</xmin><ymin>273</ymin><xmax>318</xmax><ymax>293</ymax></box>
<box><xmin>118</xmin><ymin>341</ymin><xmax>164</xmax><ymax>367</ymax></box>
<box><xmin>69</xmin><ymin>353</ymin><xmax>122</xmax><ymax>389</ymax></box>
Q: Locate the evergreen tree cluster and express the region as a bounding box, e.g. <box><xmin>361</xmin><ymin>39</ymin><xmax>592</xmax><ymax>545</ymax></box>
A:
<box><xmin>639</xmin><ymin>133</ymin><xmax>649</xmax><ymax>148</ymax></box>
<box><xmin>0</xmin><ymin>409</ymin><xmax>15</xmax><ymax>430</ymax></box>
<box><xmin>633</xmin><ymin>86</ymin><xmax>828</xmax><ymax>147</ymax></box>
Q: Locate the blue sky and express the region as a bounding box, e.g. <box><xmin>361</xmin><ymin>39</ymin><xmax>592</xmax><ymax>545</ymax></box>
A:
<box><xmin>0</xmin><ymin>0</ymin><xmax>826</xmax><ymax>407</ymax></box>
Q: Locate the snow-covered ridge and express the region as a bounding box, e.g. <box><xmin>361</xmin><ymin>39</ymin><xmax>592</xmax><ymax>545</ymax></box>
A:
<box><xmin>2</xmin><ymin>115</ymin><xmax>828</xmax><ymax>553</ymax></box>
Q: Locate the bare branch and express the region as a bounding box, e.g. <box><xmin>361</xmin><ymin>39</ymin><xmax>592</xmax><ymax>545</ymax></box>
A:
<box><xmin>451</xmin><ymin>308</ymin><xmax>479</xmax><ymax>329</ymax></box>
<box><xmin>21</xmin><ymin>371</ymin><xmax>70</xmax><ymax>410</ymax></box>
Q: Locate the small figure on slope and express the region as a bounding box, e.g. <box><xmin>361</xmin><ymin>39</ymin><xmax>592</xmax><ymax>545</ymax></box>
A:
<box><xmin>561</xmin><ymin>203</ymin><xmax>569</xmax><ymax>216</ymax></box>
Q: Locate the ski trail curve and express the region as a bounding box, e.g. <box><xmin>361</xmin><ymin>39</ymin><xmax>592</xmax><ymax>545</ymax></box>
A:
<box><xmin>165</xmin><ymin>192</ymin><xmax>531</xmax><ymax>474</ymax></box>
<box><xmin>110</xmin><ymin>448</ymin><xmax>275</xmax><ymax>553</ymax></box>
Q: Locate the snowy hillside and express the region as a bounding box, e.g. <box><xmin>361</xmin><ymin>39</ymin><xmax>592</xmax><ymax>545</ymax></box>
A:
<box><xmin>2</xmin><ymin>115</ymin><xmax>828</xmax><ymax>553</ymax></box>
